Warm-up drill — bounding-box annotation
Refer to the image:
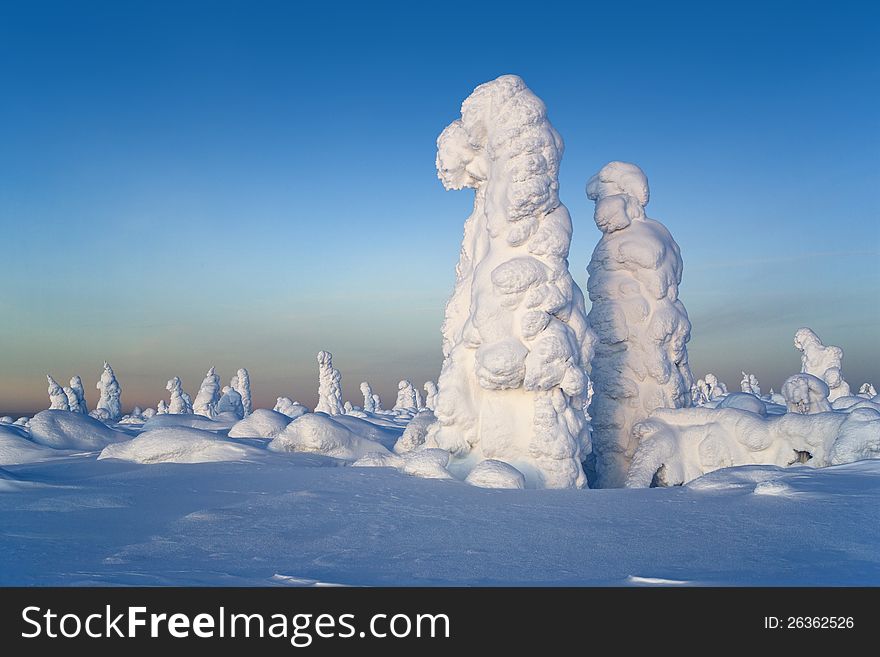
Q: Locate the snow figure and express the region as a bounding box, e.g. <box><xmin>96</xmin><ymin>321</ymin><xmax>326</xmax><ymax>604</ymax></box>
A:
<box><xmin>192</xmin><ymin>367</ymin><xmax>221</xmax><ymax>418</ymax></box>
<box><xmin>426</xmin><ymin>75</ymin><xmax>595</xmax><ymax>489</ymax></box>
<box><xmin>794</xmin><ymin>328</ymin><xmax>844</xmax><ymax>379</ymax></box>
<box><xmin>67</xmin><ymin>375</ymin><xmax>88</xmax><ymax>414</ymax></box>
<box><xmin>740</xmin><ymin>372</ymin><xmax>761</xmax><ymax>397</ymax></box>
<box><xmin>231</xmin><ymin>368</ymin><xmax>252</xmax><ymax>417</ymax></box>
<box><xmin>166</xmin><ymin>377</ymin><xmax>192</xmax><ymax>414</ymax></box>
<box><xmin>217</xmin><ymin>386</ymin><xmax>245</xmax><ymax>418</ymax></box>
<box><xmin>315</xmin><ymin>351</ymin><xmax>344</xmax><ymax>415</ymax></box>
<box><xmin>823</xmin><ymin>366</ymin><xmax>851</xmax><ymax>402</ymax></box>
<box><xmin>47</xmin><ymin>375</ymin><xmax>70</xmax><ymax>411</ymax></box>
<box><xmin>360</xmin><ymin>382</ymin><xmax>376</xmax><ymax>413</ymax></box>
<box><xmin>394</xmin><ymin>380</ymin><xmax>418</xmax><ymax>412</ymax></box>
<box><xmin>95</xmin><ymin>361</ymin><xmax>122</xmax><ymax>421</ymax></box>
<box><xmin>782</xmin><ymin>373</ymin><xmax>832</xmax><ymax>414</ymax></box>
<box><xmin>156</xmin><ymin>400</ymin><xmax>169</xmax><ymax>415</ymax></box>
<box><xmin>859</xmin><ymin>383</ymin><xmax>877</xmax><ymax>399</ymax></box>
<box><xmin>586</xmin><ymin>161</ymin><xmax>693</xmax><ymax>488</ymax></box>
<box><xmin>423</xmin><ymin>381</ymin><xmax>438</xmax><ymax>411</ymax></box>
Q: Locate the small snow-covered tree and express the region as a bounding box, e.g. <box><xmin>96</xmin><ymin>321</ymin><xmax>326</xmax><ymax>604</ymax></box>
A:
<box><xmin>166</xmin><ymin>377</ymin><xmax>192</xmax><ymax>414</ymax></box>
<box><xmin>782</xmin><ymin>373</ymin><xmax>832</xmax><ymax>414</ymax></box>
<box><xmin>47</xmin><ymin>375</ymin><xmax>70</xmax><ymax>411</ymax></box>
<box><xmin>217</xmin><ymin>385</ymin><xmax>244</xmax><ymax>418</ymax></box>
<box><xmin>360</xmin><ymin>382</ymin><xmax>376</xmax><ymax>413</ymax></box>
<box><xmin>394</xmin><ymin>380</ymin><xmax>418</xmax><ymax>411</ymax></box>
<box><xmin>64</xmin><ymin>375</ymin><xmax>88</xmax><ymax>413</ymax></box>
<box><xmin>859</xmin><ymin>383</ymin><xmax>877</xmax><ymax>399</ymax></box>
<box><xmin>142</xmin><ymin>407</ymin><xmax>156</xmax><ymax>419</ymax></box>
<box><xmin>315</xmin><ymin>350</ymin><xmax>344</xmax><ymax>415</ymax></box>
<box><xmin>231</xmin><ymin>368</ymin><xmax>252</xmax><ymax>417</ymax></box>
<box><xmin>372</xmin><ymin>393</ymin><xmax>384</xmax><ymax>412</ymax></box>
<box><xmin>193</xmin><ymin>366</ymin><xmax>221</xmax><ymax>418</ymax></box>
<box><xmin>824</xmin><ymin>366</ymin><xmax>851</xmax><ymax>402</ymax></box>
<box><xmin>423</xmin><ymin>381</ymin><xmax>438</xmax><ymax>411</ymax></box>
<box><xmin>740</xmin><ymin>372</ymin><xmax>761</xmax><ymax>397</ymax></box>
<box><xmin>586</xmin><ymin>162</ymin><xmax>693</xmax><ymax>487</ymax></box>
<box><xmin>157</xmin><ymin>399</ymin><xmax>169</xmax><ymax>415</ymax></box>
<box><xmin>95</xmin><ymin>362</ymin><xmax>122</xmax><ymax>421</ymax></box>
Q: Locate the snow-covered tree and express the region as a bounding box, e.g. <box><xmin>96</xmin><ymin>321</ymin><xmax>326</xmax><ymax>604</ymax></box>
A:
<box><xmin>142</xmin><ymin>407</ymin><xmax>156</xmax><ymax>419</ymax></box>
<box><xmin>217</xmin><ymin>386</ymin><xmax>244</xmax><ymax>418</ymax></box>
<box><xmin>859</xmin><ymin>383</ymin><xmax>877</xmax><ymax>399</ymax></box>
<box><xmin>47</xmin><ymin>375</ymin><xmax>70</xmax><ymax>411</ymax></box>
<box><xmin>192</xmin><ymin>366</ymin><xmax>221</xmax><ymax>418</ymax></box>
<box><xmin>394</xmin><ymin>380</ymin><xmax>418</xmax><ymax>412</ymax></box>
<box><xmin>372</xmin><ymin>393</ymin><xmax>383</xmax><ymax>412</ymax></box>
<box><xmin>795</xmin><ymin>328</ymin><xmax>843</xmax><ymax>378</ymax></box>
<box><xmin>156</xmin><ymin>400</ymin><xmax>169</xmax><ymax>415</ymax></box>
<box><xmin>273</xmin><ymin>396</ymin><xmax>307</xmax><ymax>419</ymax></box>
<box><xmin>426</xmin><ymin>75</ymin><xmax>595</xmax><ymax>489</ymax></box>
<box><xmin>824</xmin><ymin>366</ymin><xmax>851</xmax><ymax>402</ymax></box>
<box><xmin>64</xmin><ymin>375</ymin><xmax>88</xmax><ymax>414</ymax></box>
<box><xmin>231</xmin><ymin>368</ymin><xmax>252</xmax><ymax>417</ymax></box>
<box><xmin>360</xmin><ymin>382</ymin><xmax>376</xmax><ymax>413</ymax></box>
<box><xmin>423</xmin><ymin>381</ymin><xmax>438</xmax><ymax>411</ymax></box>
<box><xmin>95</xmin><ymin>361</ymin><xmax>122</xmax><ymax>421</ymax></box>
<box><xmin>586</xmin><ymin>161</ymin><xmax>694</xmax><ymax>488</ymax></box>
<box><xmin>315</xmin><ymin>350</ymin><xmax>343</xmax><ymax>415</ymax></box>
<box><xmin>740</xmin><ymin>372</ymin><xmax>761</xmax><ymax>397</ymax></box>
<box><xmin>782</xmin><ymin>373</ymin><xmax>832</xmax><ymax>414</ymax></box>
<box><xmin>166</xmin><ymin>377</ymin><xmax>192</xmax><ymax>414</ymax></box>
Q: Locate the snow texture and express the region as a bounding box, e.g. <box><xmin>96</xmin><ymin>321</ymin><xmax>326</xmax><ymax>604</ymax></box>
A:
<box><xmin>782</xmin><ymin>373</ymin><xmax>832</xmax><ymax>414</ymax></box>
<box><xmin>273</xmin><ymin>396</ymin><xmax>309</xmax><ymax>419</ymax></box>
<box><xmin>269</xmin><ymin>413</ymin><xmax>390</xmax><ymax>461</ymax></box>
<box><xmin>231</xmin><ymin>368</ymin><xmax>252</xmax><ymax>417</ymax></box>
<box><xmin>95</xmin><ymin>361</ymin><xmax>122</xmax><ymax>421</ymax></box>
<box><xmin>314</xmin><ymin>351</ymin><xmax>344</xmax><ymax>416</ymax></box>
<box><xmin>465</xmin><ymin>459</ymin><xmax>526</xmax><ymax>489</ymax></box>
<box><xmin>46</xmin><ymin>375</ymin><xmax>70</xmax><ymax>411</ymax></box>
<box><xmin>28</xmin><ymin>410</ymin><xmax>127</xmax><ymax>451</ymax></box>
<box><xmin>228</xmin><ymin>409</ymin><xmax>292</xmax><ymax>439</ymax></box>
<box><xmin>427</xmin><ymin>74</ymin><xmax>594</xmax><ymax>489</ymax></box>
<box><xmin>586</xmin><ymin>161</ymin><xmax>693</xmax><ymax>488</ymax></box>
<box><xmin>166</xmin><ymin>376</ymin><xmax>193</xmax><ymax>415</ymax></box>
<box><xmin>192</xmin><ymin>367</ymin><xmax>221</xmax><ymax>418</ymax></box>
<box><xmin>626</xmin><ymin>405</ymin><xmax>880</xmax><ymax>488</ymax></box>
<box><xmin>99</xmin><ymin>427</ymin><xmax>260</xmax><ymax>464</ymax></box>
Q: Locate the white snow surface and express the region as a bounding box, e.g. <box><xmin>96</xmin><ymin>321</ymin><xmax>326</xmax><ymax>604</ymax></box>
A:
<box><xmin>28</xmin><ymin>410</ymin><xmax>128</xmax><ymax>451</ymax></box>
<box><xmin>586</xmin><ymin>161</ymin><xmax>693</xmax><ymax>488</ymax></box>
<box><xmin>427</xmin><ymin>74</ymin><xmax>595</xmax><ymax>490</ymax></box>
<box><xmin>228</xmin><ymin>408</ymin><xmax>292</xmax><ymax>439</ymax></box>
<box><xmin>99</xmin><ymin>427</ymin><xmax>261</xmax><ymax>464</ymax></box>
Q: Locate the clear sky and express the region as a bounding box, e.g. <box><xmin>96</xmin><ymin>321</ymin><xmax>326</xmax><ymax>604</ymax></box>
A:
<box><xmin>1</xmin><ymin>0</ymin><xmax>878</xmax><ymax>414</ymax></box>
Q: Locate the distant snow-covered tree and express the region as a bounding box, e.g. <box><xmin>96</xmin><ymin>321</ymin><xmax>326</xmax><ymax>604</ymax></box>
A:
<box><xmin>315</xmin><ymin>351</ymin><xmax>344</xmax><ymax>415</ymax></box>
<box><xmin>423</xmin><ymin>381</ymin><xmax>438</xmax><ymax>411</ymax></box>
<box><xmin>193</xmin><ymin>367</ymin><xmax>221</xmax><ymax>418</ymax></box>
<box><xmin>217</xmin><ymin>385</ymin><xmax>244</xmax><ymax>419</ymax></box>
<box><xmin>156</xmin><ymin>400</ymin><xmax>169</xmax><ymax>415</ymax></box>
<box><xmin>47</xmin><ymin>375</ymin><xmax>70</xmax><ymax>411</ymax></box>
<box><xmin>166</xmin><ymin>377</ymin><xmax>192</xmax><ymax>414</ymax></box>
<box><xmin>360</xmin><ymin>382</ymin><xmax>376</xmax><ymax>413</ymax></box>
<box><xmin>394</xmin><ymin>380</ymin><xmax>418</xmax><ymax>412</ymax></box>
<box><xmin>231</xmin><ymin>368</ymin><xmax>252</xmax><ymax>417</ymax></box>
<box><xmin>95</xmin><ymin>362</ymin><xmax>122</xmax><ymax>421</ymax></box>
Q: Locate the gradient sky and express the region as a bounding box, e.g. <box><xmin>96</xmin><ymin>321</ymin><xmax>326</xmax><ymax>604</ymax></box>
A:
<box><xmin>1</xmin><ymin>0</ymin><xmax>878</xmax><ymax>414</ymax></box>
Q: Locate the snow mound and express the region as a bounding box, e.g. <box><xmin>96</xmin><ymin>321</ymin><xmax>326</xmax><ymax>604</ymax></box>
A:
<box><xmin>393</xmin><ymin>410</ymin><xmax>434</xmax><ymax>454</ymax></box>
<box><xmin>0</xmin><ymin>425</ymin><xmax>75</xmax><ymax>465</ymax></box>
<box><xmin>268</xmin><ymin>413</ymin><xmax>391</xmax><ymax>461</ymax></box>
<box><xmin>753</xmin><ymin>480</ymin><xmax>795</xmax><ymax>496</ymax></box>
<box><xmin>328</xmin><ymin>414</ymin><xmax>402</xmax><ymax>450</ymax></box>
<box><xmin>465</xmin><ymin>459</ymin><xmax>526</xmax><ymax>489</ymax></box>
<box><xmin>99</xmin><ymin>427</ymin><xmax>260</xmax><ymax>464</ymax></box>
<box><xmin>401</xmin><ymin>449</ymin><xmax>454</xmax><ymax>479</ymax></box>
<box><xmin>627</xmin><ymin>406</ymin><xmax>880</xmax><ymax>487</ymax></box>
<box><xmin>351</xmin><ymin>452</ymin><xmax>405</xmax><ymax>469</ymax></box>
<box><xmin>28</xmin><ymin>410</ymin><xmax>127</xmax><ymax>451</ymax></box>
<box><xmin>141</xmin><ymin>413</ymin><xmax>239</xmax><ymax>432</ymax></box>
<box><xmin>228</xmin><ymin>409</ymin><xmax>291</xmax><ymax>439</ymax></box>
<box><xmin>717</xmin><ymin>392</ymin><xmax>767</xmax><ymax>415</ymax></box>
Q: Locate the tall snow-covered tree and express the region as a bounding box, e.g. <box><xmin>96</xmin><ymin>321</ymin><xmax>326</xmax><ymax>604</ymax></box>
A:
<box><xmin>95</xmin><ymin>361</ymin><xmax>122</xmax><ymax>421</ymax></box>
<box><xmin>315</xmin><ymin>351</ymin><xmax>344</xmax><ymax>415</ymax></box>
<box><xmin>231</xmin><ymin>368</ymin><xmax>252</xmax><ymax>417</ymax></box>
<box><xmin>426</xmin><ymin>75</ymin><xmax>595</xmax><ymax>489</ymax></box>
<box><xmin>586</xmin><ymin>162</ymin><xmax>693</xmax><ymax>488</ymax></box>
<box><xmin>360</xmin><ymin>382</ymin><xmax>376</xmax><ymax>413</ymax></box>
<box><xmin>193</xmin><ymin>367</ymin><xmax>221</xmax><ymax>418</ymax></box>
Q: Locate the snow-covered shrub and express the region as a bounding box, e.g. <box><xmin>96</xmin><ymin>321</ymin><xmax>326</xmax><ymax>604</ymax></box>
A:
<box><xmin>426</xmin><ymin>74</ymin><xmax>595</xmax><ymax>489</ymax></box>
<box><xmin>586</xmin><ymin>161</ymin><xmax>694</xmax><ymax>487</ymax></box>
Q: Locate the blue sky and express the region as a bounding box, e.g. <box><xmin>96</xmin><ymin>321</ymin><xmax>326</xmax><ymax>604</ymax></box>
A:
<box><xmin>1</xmin><ymin>0</ymin><xmax>878</xmax><ymax>413</ymax></box>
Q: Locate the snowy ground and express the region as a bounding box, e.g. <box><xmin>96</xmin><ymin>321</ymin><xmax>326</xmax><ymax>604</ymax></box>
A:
<box><xmin>1</xmin><ymin>449</ymin><xmax>878</xmax><ymax>586</ymax></box>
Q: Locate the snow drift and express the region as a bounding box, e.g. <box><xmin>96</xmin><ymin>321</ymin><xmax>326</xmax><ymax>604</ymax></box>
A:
<box><xmin>269</xmin><ymin>413</ymin><xmax>391</xmax><ymax>461</ymax></box>
<box><xmin>99</xmin><ymin>427</ymin><xmax>260</xmax><ymax>464</ymax></box>
<box><xmin>228</xmin><ymin>408</ymin><xmax>291</xmax><ymax>439</ymax></box>
<box><xmin>426</xmin><ymin>74</ymin><xmax>595</xmax><ymax>489</ymax></box>
<box><xmin>28</xmin><ymin>410</ymin><xmax>127</xmax><ymax>451</ymax></box>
